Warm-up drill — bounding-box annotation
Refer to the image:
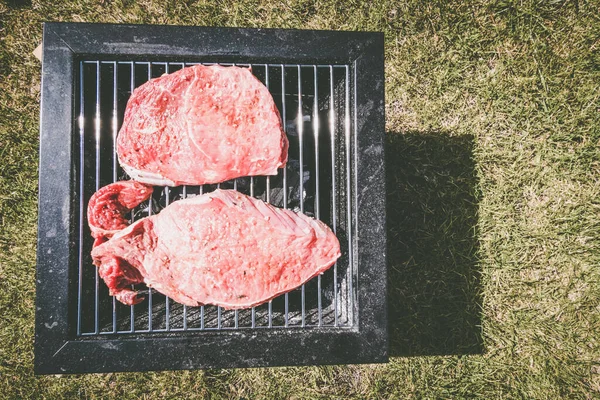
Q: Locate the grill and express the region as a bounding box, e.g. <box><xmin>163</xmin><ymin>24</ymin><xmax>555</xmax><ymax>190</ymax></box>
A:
<box><xmin>36</xmin><ymin>23</ymin><xmax>386</xmax><ymax>374</ymax></box>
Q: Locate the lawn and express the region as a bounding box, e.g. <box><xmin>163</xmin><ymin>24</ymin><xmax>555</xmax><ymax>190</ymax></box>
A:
<box><xmin>1</xmin><ymin>0</ymin><xmax>599</xmax><ymax>398</ymax></box>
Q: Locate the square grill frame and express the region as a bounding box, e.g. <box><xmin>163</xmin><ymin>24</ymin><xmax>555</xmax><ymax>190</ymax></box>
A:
<box><xmin>36</xmin><ymin>22</ymin><xmax>386</xmax><ymax>374</ymax></box>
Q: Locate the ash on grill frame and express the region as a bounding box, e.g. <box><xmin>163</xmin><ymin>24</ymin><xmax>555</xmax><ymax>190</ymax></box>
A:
<box><xmin>76</xmin><ymin>61</ymin><xmax>355</xmax><ymax>336</ymax></box>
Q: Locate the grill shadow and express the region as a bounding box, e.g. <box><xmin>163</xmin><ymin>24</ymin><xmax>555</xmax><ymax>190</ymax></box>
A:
<box><xmin>386</xmin><ymin>131</ymin><xmax>483</xmax><ymax>356</ymax></box>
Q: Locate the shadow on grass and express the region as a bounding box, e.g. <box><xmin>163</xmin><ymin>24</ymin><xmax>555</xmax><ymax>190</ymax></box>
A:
<box><xmin>386</xmin><ymin>131</ymin><xmax>483</xmax><ymax>357</ymax></box>
<box><xmin>5</xmin><ymin>0</ymin><xmax>32</xmax><ymax>9</ymax></box>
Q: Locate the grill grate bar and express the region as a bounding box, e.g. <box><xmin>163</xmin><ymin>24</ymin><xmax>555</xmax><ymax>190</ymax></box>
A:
<box><xmin>297</xmin><ymin>68</ymin><xmax>304</xmax><ymax>214</ymax></box>
<box><xmin>281</xmin><ymin>65</ymin><xmax>289</xmax><ymax>328</ymax></box>
<box><xmin>164</xmin><ymin>186</ymin><xmax>171</xmax><ymax>331</ymax></box>
<box><xmin>147</xmin><ymin>63</ymin><xmax>154</xmax><ymax>333</ymax></box>
<box><xmin>112</xmin><ymin>61</ymin><xmax>118</xmax><ymax>333</ymax></box>
<box><xmin>78</xmin><ymin>61</ymin><xmax>353</xmax><ymax>334</ymax></box>
<box><xmin>262</xmin><ymin>64</ymin><xmax>270</xmax><ymax>329</ymax></box>
<box><xmin>281</xmin><ymin>65</ymin><xmax>287</xmax><ymax>209</ymax></box>
<box><xmin>297</xmin><ymin>66</ymin><xmax>306</xmax><ymax>327</ymax></box>
<box><xmin>129</xmin><ymin>62</ymin><xmax>136</xmax><ymax>333</ymax></box>
<box><xmin>200</xmin><ymin>303</ymin><xmax>205</xmax><ymax>330</ymax></box>
<box><xmin>163</xmin><ymin>62</ymin><xmax>171</xmax><ymax>332</ymax></box>
<box><xmin>94</xmin><ymin>61</ymin><xmax>101</xmax><ymax>335</ymax></box>
<box><xmin>94</xmin><ymin>61</ymin><xmax>101</xmax><ymax>188</ymax></box>
<box><xmin>329</xmin><ymin>66</ymin><xmax>339</xmax><ymax>327</ymax></box>
<box><xmin>80</xmin><ymin>323</ymin><xmax>361</xmax><ymax>336</ymax></box>
<box><xmin>112</xmin><ymin>62</ymin><xmax>119</xmax><ymax>181</ymax></box>
<box><xmin>231</xmin><ymin>65</ymin><xmax>239</xmax><ymax>331</ymax></box>
<box><xmin>250</xmin><ymin>175</ymin><xmax>256</xmax><ymax>328</ymax></box>
<box><xmin>182</xmin><ymin>185</ymin><xmax>188</xmax><ymax>331</ymax></box>
<box><xmin>88</xmin><ymin>61</ymin><xmax>348</xmax><ymax>69</ymax></box>
<box><xmin>313</xmin><ymin>66</ymin><xmax>322</xmax><ymax>326</ymax></box>
<box><xmin>77</xmin><ymin>61</ymin><xmax>85</xmax><ymax>336</ymax></box>
<box><xmin>184</xmin><ymin>62</ymin><xmax>197</xmax><ymax>331</ymax></box>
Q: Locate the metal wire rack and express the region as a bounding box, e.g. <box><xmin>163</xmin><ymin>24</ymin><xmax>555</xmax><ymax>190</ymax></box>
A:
<box><xmin>76</xmin><ymin>60</ymin><xmax>355</xmax><ymax>336</ymax></box>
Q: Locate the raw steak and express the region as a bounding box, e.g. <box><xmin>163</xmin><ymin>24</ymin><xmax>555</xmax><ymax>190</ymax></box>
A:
<box><xmin>117</xmin><ymin>65</ymin><xmax>288</xmax><ymax>186</ymax></box>
<box><xmin>89</xmin><ymin>183</ymin><xmax>340</xmax><ymax>308</ymax></box>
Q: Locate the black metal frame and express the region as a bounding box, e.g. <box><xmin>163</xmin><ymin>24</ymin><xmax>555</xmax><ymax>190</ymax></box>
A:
<box><xmin>36</xmin><ymin>22</ymin><xmax>386</xmax><ymax>374</ymax></box>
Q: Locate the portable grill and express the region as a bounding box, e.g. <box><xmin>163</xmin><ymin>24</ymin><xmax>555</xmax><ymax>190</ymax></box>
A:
<box><xmin>36</xmin><ymin>23</ymin><xmax>386</xmax><ymax>374</ymax></box>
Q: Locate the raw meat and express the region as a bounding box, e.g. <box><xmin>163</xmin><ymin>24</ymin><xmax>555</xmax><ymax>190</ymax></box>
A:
<box><xmin>87</xmin><ymin>181</ymin><xmax>153</xmax><ymax>248</ymax></box>
<box><xmin>90</xmin><ymin>183</ymin><xmax>340</xmax><ymax>308</ymax></box>
<box><xmin>117</xmin><ymin>65</ymin><xmax>288</xmax><ymax>186</ymax></box>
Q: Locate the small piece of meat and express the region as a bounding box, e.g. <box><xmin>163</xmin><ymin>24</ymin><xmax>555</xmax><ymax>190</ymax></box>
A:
<box><xmin>91</xmin><ymin>188</ymin><xmax>341</xmax><ymax>309</ymax></box>
<box><xmin>97</xmin><ymin>255</ymin><xmax>145</xmax><ymax>305</ymax></box>
<box><xmin>117</xmin><ymin>65</ymin><xmax>288</xmax><ymax>186</ymax></box>
<box><xmin>87</xmin><ymin>181</ymin><xmax>153</xmax><ymax>247</ymax></box>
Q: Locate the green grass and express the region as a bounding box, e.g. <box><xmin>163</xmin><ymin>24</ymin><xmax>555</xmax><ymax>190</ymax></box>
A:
<box><xmin>1</xmin><ymin>0</ymin><xmax>599</xmax><ymax>398</ymax></box>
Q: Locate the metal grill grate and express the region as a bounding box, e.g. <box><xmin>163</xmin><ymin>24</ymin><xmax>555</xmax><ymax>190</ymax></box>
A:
<box><xmin>76</xmin><ymin>61</ymin><xmax>355</xmax><ymax>335</ymax></box>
